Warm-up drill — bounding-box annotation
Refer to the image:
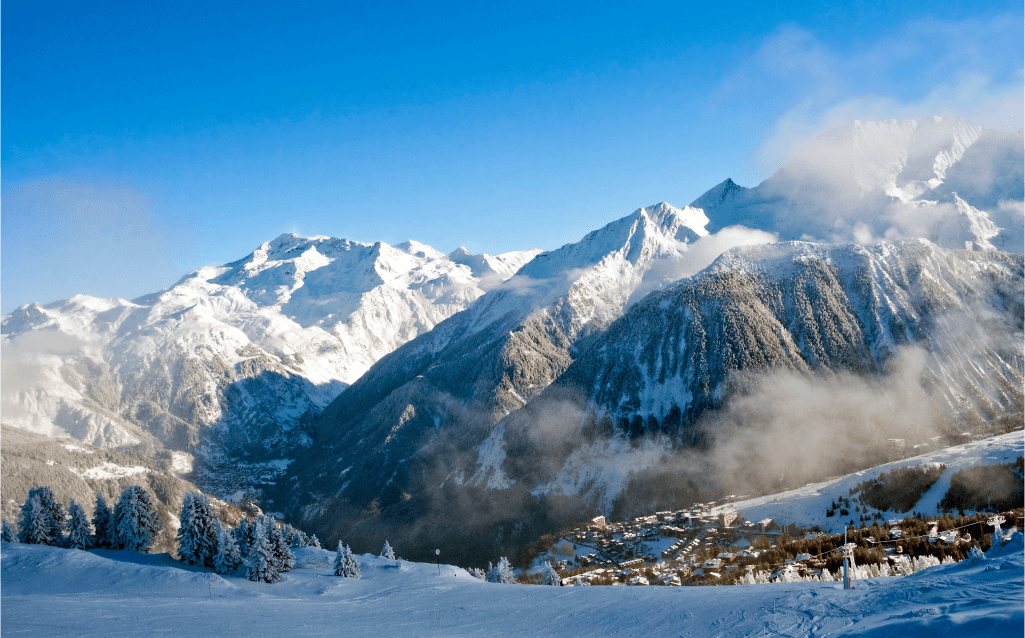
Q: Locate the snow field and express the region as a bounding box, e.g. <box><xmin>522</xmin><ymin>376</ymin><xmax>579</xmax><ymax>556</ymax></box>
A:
<box><xmin>2</xmin><ymin>536</ymin><xmax>1022</xmax><ymax>637</ymax></box>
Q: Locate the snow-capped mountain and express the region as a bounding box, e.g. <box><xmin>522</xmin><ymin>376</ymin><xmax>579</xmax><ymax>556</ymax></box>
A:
<box><xmin>282</xmin><ymin>204</ymin><xmax>720</xmax><ymax>525</ymax></box>
<box><xmin>693</xmin><ymin>117</ymin><xmax>1024</xmax><ymax>252</ymax></box>
<box><xmin>479</xmin><ymin>239</ymin><xmax>1023</xmax><ymax>515</ymax></box>
<box><xmin>1</xmin><ymin>234</ymin><xmax>539</xmax><ymax>497</ymax></box>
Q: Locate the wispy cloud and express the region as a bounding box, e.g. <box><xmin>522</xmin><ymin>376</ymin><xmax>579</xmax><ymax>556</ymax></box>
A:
<box><xmin>714</xmin><ymin>15</ymin><xmax>1024</xmax><ymax>181</ymax></box>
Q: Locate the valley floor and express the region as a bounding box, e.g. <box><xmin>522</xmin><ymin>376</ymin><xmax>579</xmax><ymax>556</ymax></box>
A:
<box><xmin>2</xmin><ymin>536</ymin><xmax>1022</xmax><ymax>637</ymax></box>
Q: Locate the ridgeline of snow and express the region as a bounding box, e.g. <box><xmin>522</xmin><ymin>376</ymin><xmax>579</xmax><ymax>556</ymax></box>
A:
<box><xmin>0</xmin><ymin>234</ymin><xmax>538</xmax><ymax>496</ymax></box>
<box><xmin>2</xmin><ymin>528</ymin><xmax>1022</xmax><ymax>636</ymax></box>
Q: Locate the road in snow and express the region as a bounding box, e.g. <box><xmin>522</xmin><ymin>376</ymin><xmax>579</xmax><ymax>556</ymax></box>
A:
<box><xmin>2</xmin><ymin>534</ymin><xmax>1022</xmax><ymax>637</ymax></box>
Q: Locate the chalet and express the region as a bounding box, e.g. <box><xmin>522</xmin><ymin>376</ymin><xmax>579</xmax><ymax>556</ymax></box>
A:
<box><xmin>620</xmin><ymin>558</ymin><xmax>644</xmax><ymax>569</ymax></box>
<box><xmin>702</xmin><ymin>558</ymin><xmax>722</xmax><ymax>570</ymax></box>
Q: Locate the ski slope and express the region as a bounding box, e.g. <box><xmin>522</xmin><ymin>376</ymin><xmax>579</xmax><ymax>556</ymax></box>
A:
<box><xmin>2</xmin><ymin>534</ymin><xmax>1022</xmax><ymax>637</ymax></box>
<box><xmin>711</xmin><ymin>431</ymin><xmax>1023</xmax><ymax>534</ymax></box>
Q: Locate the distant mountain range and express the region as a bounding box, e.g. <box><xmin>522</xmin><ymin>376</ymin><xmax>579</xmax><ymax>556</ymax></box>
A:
<box><xmin>2</xmin><ymin>116</ymin><xmax>1021</xmax><ymax>563</ymax></box>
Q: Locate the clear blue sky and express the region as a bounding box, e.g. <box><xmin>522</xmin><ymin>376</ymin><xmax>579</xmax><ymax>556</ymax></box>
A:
<box><xmin>2</xmin><ymin>0</ymin><xmax>1022</xmax><ymax>313</ymax></box>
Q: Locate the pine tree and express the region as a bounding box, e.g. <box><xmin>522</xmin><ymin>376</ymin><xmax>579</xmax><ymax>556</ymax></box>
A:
<box><xmin>485</xmin><ymin>561</ymin><xmax>499</xmax><ymax>583</ymax></box>
<box><xmin>540</xmin><ymin>561</ymin><xmax>561</xmax><ymax>586</ymax></box>
<box><xmin>280</xmin><ymin>523</ymin><xmax>297</xmax><ymax>547</ymax></box>
<box><xmin>496</xmin><ymin>556</ymin><xmax>516</xmax><ymax>584</ymax></box>
<box><xmin>213</xmin><ymin>520</ymin><xmax>243</xmax><ymax>575</ymax></box>
<box><xmin>17</xmin><ymin>495</ymin><xmax>54</xmax><ymax>545</ymax></box>
<box><xmin>266</xmin><ymin>517</ymin><xmax>295</xmax><ymax>574</ymax></box>
<box><xmin>111</xmin><ymin>485</ymin><xmax>162</xmax><ymax>552</ymax></box>
<box><xmin>246</xmin><ymin>517</ymin><xmax>282</xmax><ymax>583</ymax></box>
<box><xmin>469</xmin><ymin>567</ymin><xmax>486</xmax><ymax>580</ymax></box>
<box><xmin>235</xmin><ymin>518</ymin><xmax>256</xmax><ymax>556</ymax></box>
<box><xmin>307</xmin><ymin>534</ymin><xmax>321</xmax><ymax>549</ymax></box>
<box><xmin>293</xmin><ymin>530</ymin><xmax>309</xmax><ymax>548</ymax></box>
<box><xmin>91</xmin><ymin>492</ymin><xmax>112</xmax><ymax>548</ymax></box>
<box><xmin>381</xmin><ymin>540</ymin><xmax>396</xmax><ymax>560</ymax></box>
<box><xmin>334</xmin><ymin>541</ymin><xmax>361</xmax><ymax>579</ymax></box>
<box><xmin>65</xmin><ymin>499</ymin><xmax>93</xmax><ymax>550</ymax></box>
<box><xmin>18</xmin><ymin>487</ymin><xmax>64</xmax><ymax>545</ymax></box>
<box><xmin>1</xmin><ymin>518</ymin><xmax>16</xmax><ymax>543</ymax></box>
<box><xmin>176</xmin><ymin>492</ymin><xmax>218</xmax><ymax>567</ymax></box>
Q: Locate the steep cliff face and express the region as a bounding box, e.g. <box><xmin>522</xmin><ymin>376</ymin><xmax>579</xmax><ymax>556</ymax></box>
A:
<box><xmin>552</xmin><ymin>240</ymin><xmax>1023</xmax><ymax>426</ymax></box>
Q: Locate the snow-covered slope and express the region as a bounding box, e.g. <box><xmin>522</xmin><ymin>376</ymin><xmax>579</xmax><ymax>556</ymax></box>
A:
<box><xmin>1</xmin><ymin>234</ymin><xmax>538</xmax><ymax>497</ymax></box>
<box><xmin>693</xmin><ymin>117</ymin><xmax>1024</xmax><ymax>252</ymax></box>
<box><xmin>712</xmin><ymin>430</ymin><xmax>1023</xmax><ymax>535</ymax></box>
<box><xmin>2</xmin><ymin>533</ymin><xmax>1022</xmax><ymax>637</ymax></box>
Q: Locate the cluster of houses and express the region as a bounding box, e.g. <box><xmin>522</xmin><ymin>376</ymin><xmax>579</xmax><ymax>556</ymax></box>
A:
<box><xmin>552</xmin><ymin>500</ymin><xmax>799</xmax><ymax>586</ymax></box>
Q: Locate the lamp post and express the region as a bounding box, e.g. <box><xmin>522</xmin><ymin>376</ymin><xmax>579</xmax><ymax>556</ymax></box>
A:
<box><xmin>435</xmin><ymin>548</ymin><xmax>441</xmax><ymax>575</ymax></box>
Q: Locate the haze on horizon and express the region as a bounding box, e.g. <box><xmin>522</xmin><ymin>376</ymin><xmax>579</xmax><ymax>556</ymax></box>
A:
<box><xmin>2</xmin><ymin>0</ymin><xmax>1022</xmax><ymax>314</ymax></box>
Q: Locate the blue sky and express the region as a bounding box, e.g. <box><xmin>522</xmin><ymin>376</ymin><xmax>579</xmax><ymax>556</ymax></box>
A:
<box><xmin>2</xmin><ymin>0</ymin><xmax>1022</xmax><ymax>313</ymax></box>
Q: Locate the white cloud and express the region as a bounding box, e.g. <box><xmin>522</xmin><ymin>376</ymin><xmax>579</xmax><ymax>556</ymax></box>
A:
<box><xmin>715</xmin><ymin>15</ymin><xmax>1024</xmax><ymax>181</ymax></box>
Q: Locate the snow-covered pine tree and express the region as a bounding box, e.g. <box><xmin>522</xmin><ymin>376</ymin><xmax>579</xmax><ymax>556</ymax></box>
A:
<box><xmin>381</xmin><ymin>540</ymin><xmax>396</xmax><ymax>560</ymax></box>
<box><xmin>235</xmin><ymin>518</ymin><xmax>256</xmax><ymax>555</ymax></box>
<box><xmin>266</xmin><ymin>517</ymin><xmax>295</xmax><ymax>574</ymax></box>
<box><xmin>246</xmin><ymin>517</ymin><xmax>282</xmax><ymax>583</ymax></box>
<box><xmin>17</xmin><ymin>495</ymin><xmax>53</xmax><ymax>545</ymax></box>
<box><xmin>18</xmin><ymin>487</ymin><xmax>64</xmax><ymax>545</ymax></box>
<box><xmin>213</xmin><ymin>520</ymin><xmax>243</xmax><ymax>575</ymax></box>
<box><xmin>496</xmin><ymin>556</ymin><xmax>516</xmax><ymax>584</ymax></box>
<box><xmin>280</xmin><ymin>523</ymin><xmax>297</xmax><ymax>547</ymax></box>
<box><xmin>65</xmin><ymin>499</ymin><xmax>93</xmax><ymax>550</ymax></box>
<box><xmin>540</xmin><ymin>561</ymin><xmax>561</xmax><ymax>586</ymax></box>
<box><xmin>176</xmin><ymin>492</ymin><xmax>218</xmax><ymax>567</ymax></box>
<box><xmin>485</xmin><ymin>561</ymin><xmax>499</xmax><ymax>583</ymax></box>
<box><xmin>1</xmin><ymin>518</ymin><xmax>16</xmax><ymax>542</ymax></box>
<box><xmin>91</xmin><ymin>492</ymin><xmax>112</xmax><ymax>548</ymax></box>
<box><xmin>334</xmin><ymin>541</ymin><xmax>361</xmax><ymax>579</ymax></box>
<box><xmin>469</xmin><ymin>567</ymin><xmax>486</xmax><ymax>580</ymax></box>
<box><xmin>111</xmin><ymin>485</ymin><xmax>162</xmax><ymax>552</ymax></box>
<box><xmin>307</xmin><ymin>534</ymin><xmax>321</xmax><ymax>549</ymax></box>
<box><xmin>333</xmin><ymin>541</ymin><xmax>346</xmax><ymax>576</ymax></box>
<box><xmin>293</xmin><ymin>530</ymin><xmax>309</xmax><ymax>548</ymax></box>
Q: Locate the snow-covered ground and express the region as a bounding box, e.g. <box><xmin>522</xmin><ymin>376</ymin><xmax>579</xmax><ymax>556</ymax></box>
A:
<box><xmin>712</xmin><ymin>431</ymin><xmax>1024</xmax><ymax>534</ymax></box>
<box><xmin>2</xmin><ymin>536</ymin><xmax>1022</xmax><ymax>637</ymax></box>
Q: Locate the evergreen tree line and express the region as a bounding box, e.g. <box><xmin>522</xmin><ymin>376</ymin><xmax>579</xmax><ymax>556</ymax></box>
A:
<box><xmin>2</xmin><ymin>485</ymin><xmax>160</xmax><ymax>551</ymax></box>
<box><xmin>848</xmin><ymin>464</ymin><xmax>947</xmax><ymax>513</ymax></box>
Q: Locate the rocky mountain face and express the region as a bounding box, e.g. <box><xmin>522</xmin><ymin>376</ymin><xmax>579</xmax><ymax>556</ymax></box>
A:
<box><xmin>1</xmin><ymin>235</ymin><xmax>538</xmax><ymax>500</ymax></box>
<box><xmin>485</xmin><ymin>240</ymin><xmax>1023</xmax><ymax>510</ymax></box>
